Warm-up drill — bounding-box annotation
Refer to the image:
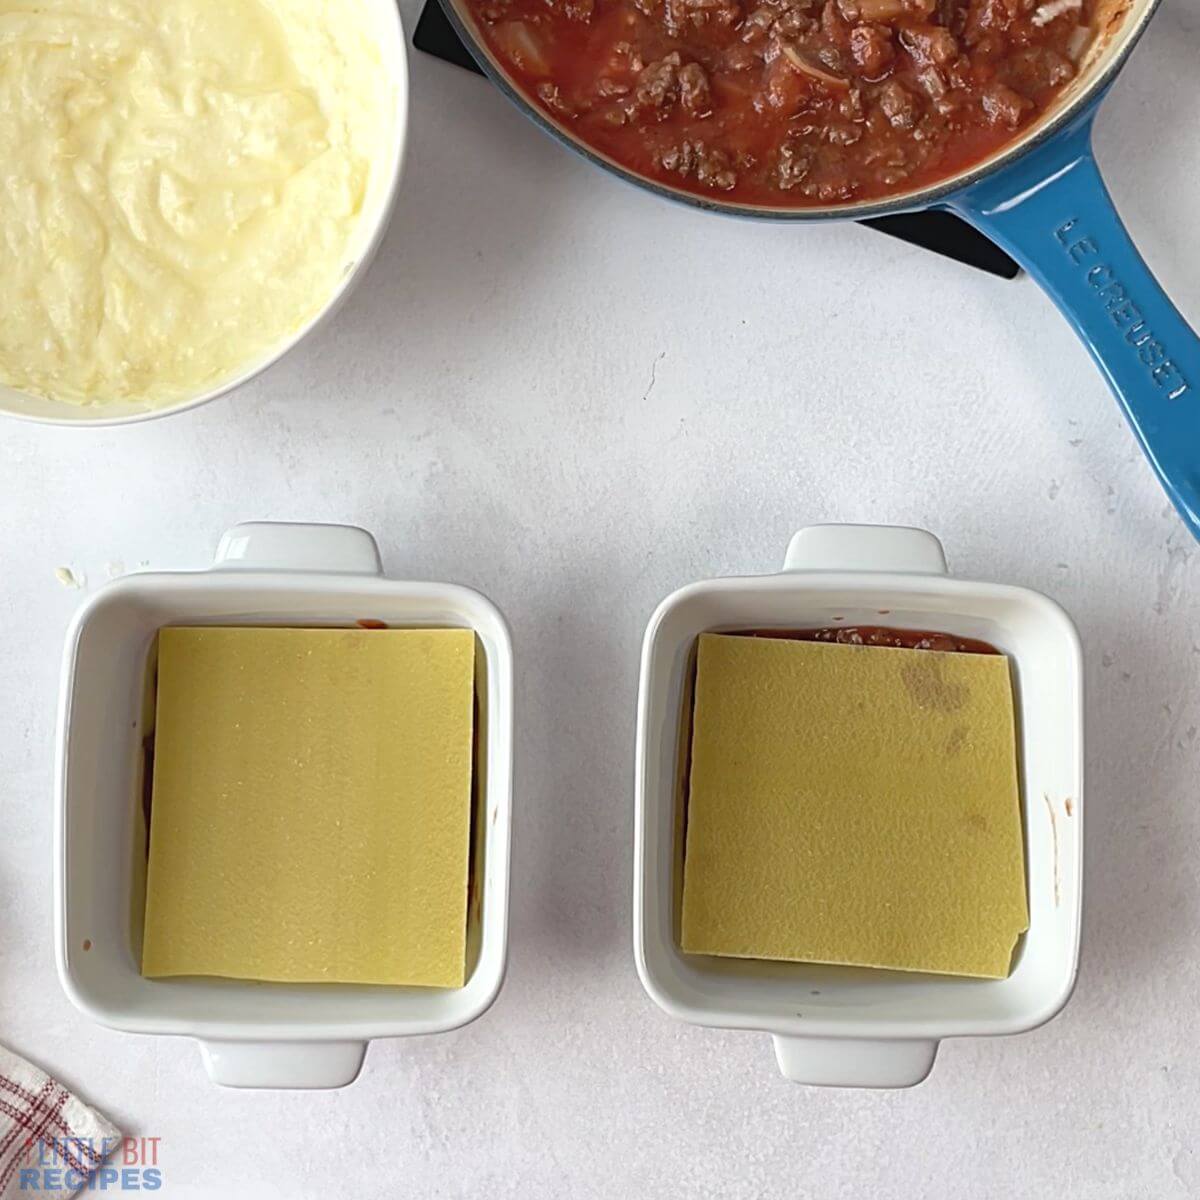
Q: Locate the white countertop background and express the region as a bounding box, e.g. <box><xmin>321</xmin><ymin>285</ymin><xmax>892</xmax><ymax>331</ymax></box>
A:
<box><xmin>3</xmin><ymin>2</ymin><xmax>1200</xmax><ymax>1195</ymax></box>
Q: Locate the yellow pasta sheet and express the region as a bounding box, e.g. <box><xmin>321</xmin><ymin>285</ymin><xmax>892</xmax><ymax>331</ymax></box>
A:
<box><xmin>142</xmin><ymin>627</ymin><xmax>474</xmax><ymax>988</ymax></box>
<box><xmin>680</xmin><ymin>633</ymin><xmax>1028</xmax><ymax>979</ymax></box>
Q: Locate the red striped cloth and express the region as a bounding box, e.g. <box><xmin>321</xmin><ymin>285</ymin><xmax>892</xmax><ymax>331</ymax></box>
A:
<box><xmin>0</xmin><ymin>1045</ymin><xmax>120</xmax><ymax>1200</ymax></box>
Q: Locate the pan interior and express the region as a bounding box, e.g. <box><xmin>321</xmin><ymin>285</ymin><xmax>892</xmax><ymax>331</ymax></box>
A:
<box><xmin>446</xmin><ymin>0</ymin><xmax>1151</xmax><ymax>219</ymax></box>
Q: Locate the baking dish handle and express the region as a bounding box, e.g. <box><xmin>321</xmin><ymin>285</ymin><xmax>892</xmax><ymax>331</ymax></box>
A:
<box><xmin>773</xmin><ymin>1034</ymin><xmax>937</xmax><ymax>1089</ymax></box>
<box><xmin>948</xmin><ymin>108</ymin><xmax>1200</xmax><ymax>543</ymax></box>
<box><xmin>212</xmin><ymin>521</ymin><xmax>384</xmax><ymax>575</ymax></box>
<box><xmin>199</xmin><ymin>1039</ymin><xmax>366</xmax><ymax>1089</ymax></box>
<box><xmin>783</xmin><ymin>524</ymin><xmax>948</xmax><ymax>574</ymax></box>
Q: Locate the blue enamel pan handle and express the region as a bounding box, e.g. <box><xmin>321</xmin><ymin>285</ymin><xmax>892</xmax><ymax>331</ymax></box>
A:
<box><xmin>948</xmin><ymin>108</ymin><xmax>1200</xmax><ymax>540</ymax></box>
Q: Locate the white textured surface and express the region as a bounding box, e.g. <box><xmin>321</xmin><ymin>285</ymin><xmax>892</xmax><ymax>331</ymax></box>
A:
<box><xmin>2</xmin><ymin>1</ymin><xmax>1199</xmax><ymax>1195</ymax></box>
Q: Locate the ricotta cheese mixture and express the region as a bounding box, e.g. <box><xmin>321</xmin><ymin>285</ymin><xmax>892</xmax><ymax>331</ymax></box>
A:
<box><xmin>0</xmin><ymin>0</ymin><xmax>393</xmax><ymax>407</ymax></box>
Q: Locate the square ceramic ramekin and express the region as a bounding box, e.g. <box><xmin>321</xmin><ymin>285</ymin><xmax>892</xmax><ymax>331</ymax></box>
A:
<box><xmin>634</xmin><ymin>524</ymin><xmax>1083</xmax><ymax>1089</ymax></box>
<box><xmin>55</xmin><ymin>522</ymin><xmax>513</xmax><ymax>1089</ymax></box>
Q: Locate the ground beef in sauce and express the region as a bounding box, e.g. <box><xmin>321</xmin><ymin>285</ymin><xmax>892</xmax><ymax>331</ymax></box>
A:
<box><xmin>469</xmin><ymin>0</ymin><xmax>1096</xmax><ymax>205</ymax></box>
<box><xmin>742</xmin><ymin>626</ymin><xmax>1002</xmax><ymax>653</ymax></box>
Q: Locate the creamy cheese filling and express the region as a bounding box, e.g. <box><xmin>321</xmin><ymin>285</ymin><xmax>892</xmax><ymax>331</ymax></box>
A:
<box><xmin>0</xmin><ymin>0</ymin><xmax>393</xmax><ymax>407</ymax></box>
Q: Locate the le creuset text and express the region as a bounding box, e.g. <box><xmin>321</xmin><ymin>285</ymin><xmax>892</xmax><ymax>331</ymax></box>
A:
<box><xmin>1055</xmin><ymin>219</ymin><xmax>1191</xmax><ymax>402</ymax></box>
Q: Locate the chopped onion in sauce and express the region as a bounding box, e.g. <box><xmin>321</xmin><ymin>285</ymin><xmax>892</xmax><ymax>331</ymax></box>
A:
<box><xmin>494</xmin><ymin>21</ymin><xmax>550</xmax><ymax>75</ymax></box>
<box><xmin>845</xmin><ymin>0</ymin><xmax>935</xmax><ymax>20</ymax></box>
<box><xmin>855</xmin><ymin>0</ymin><xmax>907</xmax><ymax>18</ymax></box>
<box><xmin>1065</xmin><ymin>23</ymin><xmax>1094</xmax><ymax>61</ymax></box>
<box><xmin>780</xmin><ymin>42</ymin><xmax>851</xmax><ymax>88</ymax></box>
<box><xmin>1032</xmin><ymin>0</ymin><xmax>1083</xmax><ymax>27</ymax></box>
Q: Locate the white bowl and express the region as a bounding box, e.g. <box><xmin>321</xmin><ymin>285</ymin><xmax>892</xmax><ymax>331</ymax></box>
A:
<box><xmin>634</xmin><ymin>524</ymin><xmax>1083</xmax><ymax>1089</ymax></box>
<box><xmin>1</xmin><ymin>0</ymin><xmax>409</xmax><ymax>427</ymax></box>
<box><xmin>55</xmin><ymin>522</ymin><xmax>513</xmax><ymax>1089</ymax></box>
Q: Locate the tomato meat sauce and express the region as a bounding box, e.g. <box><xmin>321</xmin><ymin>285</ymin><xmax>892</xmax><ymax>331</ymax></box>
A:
<box><xmin>738</xmin><ymin>625</ymin><xmax>1002</xmax><ymax>652</ymax></box>
<box><xmin>468</xmin><ymin>0</ymin><xmax>1097</xmax><ymax>205</ymax></box>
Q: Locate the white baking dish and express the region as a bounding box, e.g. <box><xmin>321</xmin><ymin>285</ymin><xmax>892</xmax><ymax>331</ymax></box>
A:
<box><xmin>634</xmin><ymin>524</ymin><xmax>1083</xmax><ymax>1089</ymax></box>
<box><xmin>55</xmin><ymin>522</ymin><xmax>513</xmax><ymax>1089</ymax></box>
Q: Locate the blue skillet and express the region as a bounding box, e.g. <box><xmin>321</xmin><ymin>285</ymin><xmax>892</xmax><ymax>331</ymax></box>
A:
<box><xmin>442</xmin><ymin>0</ymin><xmax>1200</xmax><ymax>539</ymax></box>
